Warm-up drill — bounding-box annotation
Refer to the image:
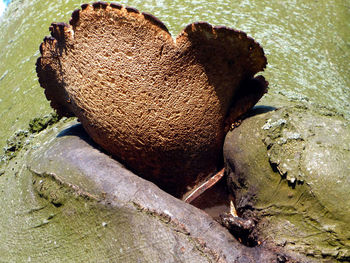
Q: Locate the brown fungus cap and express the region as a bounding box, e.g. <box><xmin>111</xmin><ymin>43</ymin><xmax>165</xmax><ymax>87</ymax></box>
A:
<box><xmin>36</xmin><ymin>2</ymin><xmax>267</xmax><ymax>197</ymax></box>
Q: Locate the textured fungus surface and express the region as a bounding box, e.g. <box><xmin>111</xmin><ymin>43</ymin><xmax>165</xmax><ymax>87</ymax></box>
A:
<box><xmin>36</xmin><ymin>2</ymin><xmax>267</xmax><ymax>196</ymax></box>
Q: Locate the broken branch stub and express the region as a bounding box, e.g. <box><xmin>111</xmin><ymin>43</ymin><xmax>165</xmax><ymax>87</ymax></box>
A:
<box><xmin>36</xmin><ymin>2</ymin><xmax>267</xmax><ymax>197</ymax></box>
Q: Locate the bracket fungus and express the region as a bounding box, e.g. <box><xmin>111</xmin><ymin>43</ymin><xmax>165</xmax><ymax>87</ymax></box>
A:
<box><xmin>36</xmin><ymin>2</ymin><xmax>268</xmax><ymax>197</ymax></box>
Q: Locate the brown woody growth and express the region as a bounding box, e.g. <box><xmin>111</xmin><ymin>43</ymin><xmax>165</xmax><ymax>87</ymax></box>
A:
<box><xmin>36</xmin><ymin>2</ymin><xmax>267</xmax><ymax>197</ymax></box>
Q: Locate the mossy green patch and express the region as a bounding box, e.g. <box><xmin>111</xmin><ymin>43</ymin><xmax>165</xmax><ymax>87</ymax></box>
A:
<box><xmin>1</xmin><ymin>112</ymin><xmax>64</xmax><ymax>163</ymax></box>
<box><xmin>29</xmin><ymin>112</ymin><xmax>61</xmax><ymax>133</ymax></box>
<box><xmin>2</xmin><ymin>129</ymin><xmax>29</xmax><ymax>161</ymax></box>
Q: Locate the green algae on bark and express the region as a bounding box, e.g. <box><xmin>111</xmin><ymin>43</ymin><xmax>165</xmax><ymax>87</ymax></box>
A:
<box><xmin>0</xmin><ymin>169</ymin><xmax>141</xmax><ymax>262</ymax></box>
<box><xmin>1</xmin><ymin>113</ymin><xmax>62</xmax><ymax>162</ymax></box>
<box><xmin>29</xmin><ymin>113</ymin><xmax>61</xmax><ymax>133</ymax></box>
<box><xmin>224</xmin><ymin>103</ymin><xmax>350</xmax><ymax>262</ymax></box>
<box><xmin>2</xmin><ymin>129</ymin><xmax>30</xmax><ymax>161</ymax></box>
